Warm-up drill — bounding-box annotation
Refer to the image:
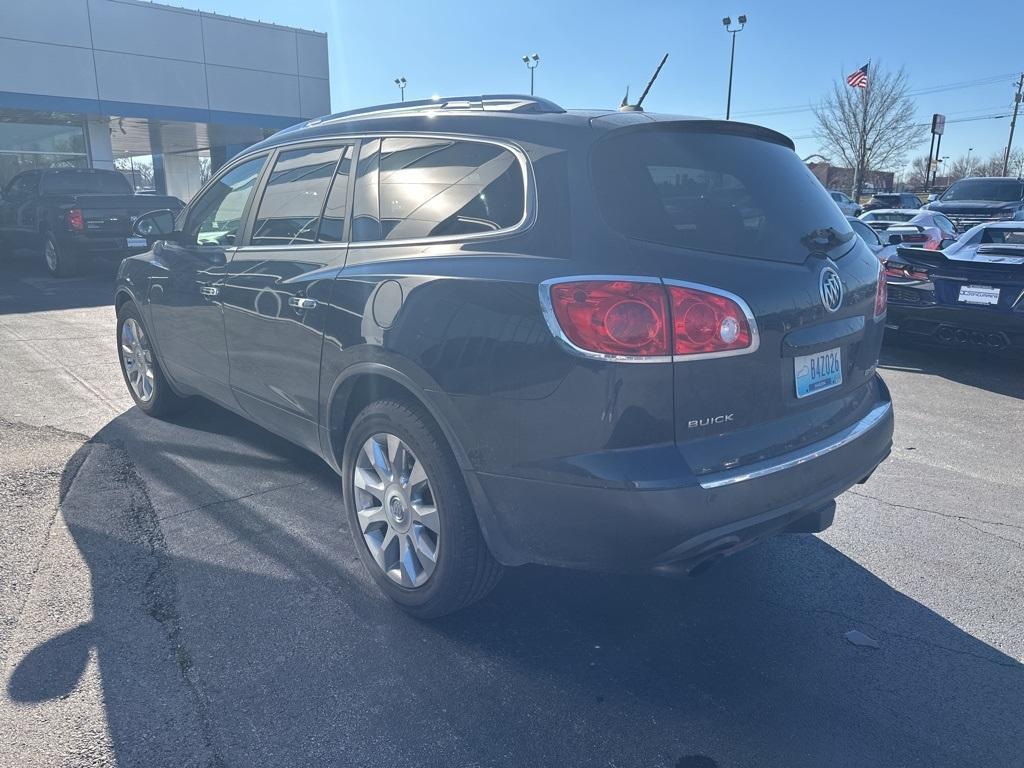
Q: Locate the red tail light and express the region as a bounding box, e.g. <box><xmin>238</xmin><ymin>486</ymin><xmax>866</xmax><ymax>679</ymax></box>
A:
<box><xmin>667</xmin><ymin>284</ymin><xmax>752</xmax><ymax>356</ymax></box>
<box><xmin>547</xmin><ymin>280</ymin><xmax>669</xmax><ymax>357</ymax></box>
<box><xmin>543</xmin><ymin>279</ymin><xmax>755</xmax><ymax>360</ymax></box>
<box><xmin>885</xmin><ymin>264</ymin><xmax>929</xmax><ymax>281</ymax></box>
<box><xmin>66</xmin><ymin>208</ymin><xmax>84</xmax><ymax>231</ymax></box>
<box><xmin>874</xmin><ymin>263</ymin><xmax>887</xmax><ymax>318</ymax></box>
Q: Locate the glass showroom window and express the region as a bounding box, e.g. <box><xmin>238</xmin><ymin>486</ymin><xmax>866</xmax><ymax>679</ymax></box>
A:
<box><xmin>0</xmin><ymin>116</ymin><xmax>88</xmax><ymax>188</ymax></box>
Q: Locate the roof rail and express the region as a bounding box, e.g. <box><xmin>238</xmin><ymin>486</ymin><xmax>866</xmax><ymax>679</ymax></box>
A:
<box><xmin>305</xmin><ymin>95</ymin><xmax>565</xmax><ymax>126</ymax></box>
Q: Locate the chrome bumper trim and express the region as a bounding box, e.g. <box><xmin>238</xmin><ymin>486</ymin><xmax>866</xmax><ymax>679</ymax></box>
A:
<box><xmin>698</xmin><ymin>401</ymin><xmax>893</xmax><ymax>490</ymax></box>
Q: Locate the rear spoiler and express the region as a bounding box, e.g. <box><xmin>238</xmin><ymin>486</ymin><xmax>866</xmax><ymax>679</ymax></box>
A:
<box><xmin>896</xmin><ymin>246</ymin><xmax>1024</xmax><ymax>273</ymax></box>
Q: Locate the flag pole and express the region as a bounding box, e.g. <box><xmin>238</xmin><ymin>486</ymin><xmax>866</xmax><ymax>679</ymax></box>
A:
<box><xmin>855</xmin><ymin>61</ymin><xmax>871</xmax><ymax>200</ymax></box>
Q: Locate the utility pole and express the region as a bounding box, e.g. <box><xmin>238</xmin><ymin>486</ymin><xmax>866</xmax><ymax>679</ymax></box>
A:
<box><xmin>1002</xmin><ymin>73</ymin><xmax>1024</xmax><ymax>176</ymax></box>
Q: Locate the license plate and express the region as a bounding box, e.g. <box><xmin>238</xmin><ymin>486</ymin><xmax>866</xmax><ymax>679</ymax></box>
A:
<box><xmin>794</xmin><ymin>347</ymin><xmax>842</xmax><ymax>399</ymax></box>
<box><xmin>126</xmin><ymin>236</ymin><xmax>148</xmax><ymax>249</ymax></box>
<box><xmin>958</xmin><ymin>285</ymin><xmax>999</xmax><ymax>305</ymax></box>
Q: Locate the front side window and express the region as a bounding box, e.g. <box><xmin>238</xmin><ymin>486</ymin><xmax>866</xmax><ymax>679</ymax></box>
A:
<box><xmin>250</xmin><ymin>145</ymin><xmax>345</xmax><ymax>246</ymax></box>
<box><xmin>187</xmin><ymin>156</ymin><xmax>267</xmax><ymax>246</ymax></box>
<box><xmin>368</xmin><ymin>137</ymin><xmax>525</xmax><ymax>242</ymax></box>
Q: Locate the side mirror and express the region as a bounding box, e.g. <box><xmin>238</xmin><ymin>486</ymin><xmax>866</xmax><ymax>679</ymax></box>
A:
<box><xmin>927</xmin><ymin>194</ymin><xmax>937</xmax><ymax>203</ymax></box>
<box><xmin>133</xmin><ymin>209</ymin><xmax>178</xmax><ymax>241</ymax></box>
<box><xmin>888</xmin><ymin>233</ymin><xmax>903</xmax><ymax>245</ymax></box>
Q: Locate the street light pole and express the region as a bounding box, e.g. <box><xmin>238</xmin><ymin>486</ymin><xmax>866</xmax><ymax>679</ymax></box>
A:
<box><xmin>722</xmin><ymin>15</ymin><xmax>747</xmax><ymax>120</ymax></box>
<box><xmin>966</xmin><ymin>146</ymin><xmax>973</xmax><ymax>173</ymax></box>
<box><xmin>394</xmin><ymin>77</ymin><xmax>407</xmax><ymax>102</ymax></box>
<box><xmin>522</xmin><ymin>54</ymin><xmax>540</xmax><ymax>96</ymax></box>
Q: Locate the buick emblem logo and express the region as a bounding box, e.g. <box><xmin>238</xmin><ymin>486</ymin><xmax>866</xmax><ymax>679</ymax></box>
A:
<box><xmin>819</xmin><ymin>267</ymin><xmax>843</xmax><ymax>313</ymax></box>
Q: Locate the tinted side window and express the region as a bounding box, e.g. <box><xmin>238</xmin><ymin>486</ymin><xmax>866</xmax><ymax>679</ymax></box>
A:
<box><xmin>376</xmin><ymin>138</ymin><xmax>525</xmax><ymax>241</ymax></box>
<box><xmin>186</xmin><ymin>156</ymin><xmax>266</xmax><ymax>246</ymax></box>
<box><xmin>250</xmin><ymin>146</ymin><xmax>343</xmax><ymax>246</ymax></box>
<box><xmin>850</xmin><ymin>219</ymin><xmax>880</xmax><ymax>245</ymax></box>
<box><xmin>317</xmin><ymin>146</ymin><xmax>354</xmax><ymax>243</ymax></box>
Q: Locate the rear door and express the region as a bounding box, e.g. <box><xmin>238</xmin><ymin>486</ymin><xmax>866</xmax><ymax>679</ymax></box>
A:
<box><xmin>221</xmin><ymin>142</ymin><xmax>353</xmax><ymax>453</ymax></box>
<box><xmin>590</xmin><ymin>125</ymin><xmax>886</xmax><ymax>475</ymax></box>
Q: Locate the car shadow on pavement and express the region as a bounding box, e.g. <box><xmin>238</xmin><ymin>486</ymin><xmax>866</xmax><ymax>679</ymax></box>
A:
<box><xmin>879</xmin><ymin>340</ymin><xmax>1024</xmax><ymax>400</ymax></box>
<box><xmin>8</xmin><ymin>399</ymin><xmax>1023</xmax><ymax>767</ymax></box>
<box><xmin>0</xmin><ymin>250</ymin><xmax>117</xmax><ymax>315</ymax></box>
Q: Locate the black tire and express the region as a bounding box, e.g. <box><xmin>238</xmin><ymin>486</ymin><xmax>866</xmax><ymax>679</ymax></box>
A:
<box><xmin>42</xmin><ymin>232</ymin><xmax>79</xmax><ymax>278</ymax></box>
<box><xmin>116</xmin><ymin>302</ymin><xmax>186</xmax><ymax>418</ymax></box>
<box><xmin>342</xmin><ymin>398</ymin><xmax>502</xmax><ymax>618</ymax></box>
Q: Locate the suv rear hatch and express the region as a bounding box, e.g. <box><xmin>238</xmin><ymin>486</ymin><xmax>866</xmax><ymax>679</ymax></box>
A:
<box><xmin>590</xmin><ymin>122</ymin><xmax>886</xmax><ymax>477</ymax></box>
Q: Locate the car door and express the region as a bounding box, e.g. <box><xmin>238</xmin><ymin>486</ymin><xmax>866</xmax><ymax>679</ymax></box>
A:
<box><xmin>147</xmin><ymin>154</ymin><xmax>269</xmax><ymax>406</ymax></box>
<box><xmin>220</xmin><ymin>142</ymin><xmax>353</xmax><ymax>453</ymax></box>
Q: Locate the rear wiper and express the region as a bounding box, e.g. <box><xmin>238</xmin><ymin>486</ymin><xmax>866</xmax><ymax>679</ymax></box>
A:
<box><xmin>801</xmin><ymin>226</ymin><xmax>854</xmax><ymax>252</ymax></box>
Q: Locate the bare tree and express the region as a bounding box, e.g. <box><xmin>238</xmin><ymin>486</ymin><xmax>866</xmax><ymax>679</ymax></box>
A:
<box><xmin>904</xmin><ymin>155</ymin><xmax>931</xmax><ymax>189</ymax></box>
<box><xmin>975</xmin><ymin>149</ymin><xmax>1024</xmax><ymax>177</ymax></box>
<box><xmin>813</xmin><ymin>64</ymin><xmax>928</xmax><ymax>198</ymax></box>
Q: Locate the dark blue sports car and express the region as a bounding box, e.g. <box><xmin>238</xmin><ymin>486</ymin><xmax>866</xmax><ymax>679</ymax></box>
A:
<box><xmin>885</xmin><ymin>221</ymin><xmax>1024</xmax><ymax>352</ymax></box>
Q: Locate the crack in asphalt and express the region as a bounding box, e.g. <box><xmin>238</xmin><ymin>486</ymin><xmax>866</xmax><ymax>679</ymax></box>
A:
<box><xmin>848</xmin><ymin>489</ymin><xmax>1024</xmax><ymax>539</ymax></box>
<box><xmin>106</xmin><ymin>439</ymin><xmax>227</xmax><ymax>768</ymax></box>
<box><xmin>762</xmin><ymin>599</ymin><xmax>1022</xmax><ymax>670</ymax></box>
<box><xmin>158</xmin><ymin>480</ymin><xmax>311</xmax><ymax>522</ymax></box>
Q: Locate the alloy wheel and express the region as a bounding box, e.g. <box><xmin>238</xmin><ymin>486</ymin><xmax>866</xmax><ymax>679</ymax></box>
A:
<box><xmin>353</xmin><ymin>433</ymin><xmax>440</xmax><ymax>587</ymax></box>
<box><xmin>120</xmin><ymin>317</ymin><xmax>155</xmax><ymax>402</ymax></box>
<box><xmin>44</xmin><ymin>239</ymin><xmax>58</xmax><ymax>273</ymax></box>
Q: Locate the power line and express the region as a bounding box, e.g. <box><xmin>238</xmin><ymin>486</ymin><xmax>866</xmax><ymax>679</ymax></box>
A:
<box><xmin>734</xmin><ymin>71</ymin><xmax>1020</xmax><ymax>119</ymax></box>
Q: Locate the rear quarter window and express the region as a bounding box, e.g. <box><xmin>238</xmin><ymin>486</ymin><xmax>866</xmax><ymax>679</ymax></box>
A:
<box><xmin>591</xmin><ymin>127</ymin><xmax>853</xmax><ymax>262</ymax></box>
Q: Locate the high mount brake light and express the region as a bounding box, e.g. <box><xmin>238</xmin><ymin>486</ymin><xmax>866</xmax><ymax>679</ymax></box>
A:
<box><xmin>66</xmin><ymin>208</ymin><xmax>84</xmax><ymax>232</ymax></box>
<box><xmin>543</xmin><ymin>279</ymin><xmax>755</xmax><ymax>361</ymax></box>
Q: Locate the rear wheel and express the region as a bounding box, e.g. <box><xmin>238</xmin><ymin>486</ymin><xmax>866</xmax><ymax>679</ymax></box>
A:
<box><xmin>116</xmin><ymin>302</ymin><xmax>186</xmax><ymax>417</ymax></box>
<box><xmin>42</xmin><ymin>233</ymin><xmax>79</xmax><ymax>278</ymax></box>
<box><xmin>342</xmin><ymin>399</ymin><xmax>502</xmax><ymax>618</ymax></box>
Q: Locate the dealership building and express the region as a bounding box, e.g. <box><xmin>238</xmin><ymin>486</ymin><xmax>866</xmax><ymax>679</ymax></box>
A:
<box><xmin>0</xmin><ymin>0</ymin><xmax>330</xmax><ymax>201</ymax></box>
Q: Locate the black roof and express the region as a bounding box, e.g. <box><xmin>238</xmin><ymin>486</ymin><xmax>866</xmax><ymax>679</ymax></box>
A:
<box><xmin>243</xmin><ymin>94</ymin><xmax>795</xmax><ymax>155</ymax></box>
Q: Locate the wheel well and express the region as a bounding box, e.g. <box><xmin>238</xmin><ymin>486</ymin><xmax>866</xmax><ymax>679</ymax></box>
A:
<box><xmin>115</xmin><ymin>290</ymin><xmax>133</xmax><ymax>312</ymax></box>
<box><xmin>328</xmin><ymin>373</ymin><xmax>437</xmax><ymax>466</ymax></box>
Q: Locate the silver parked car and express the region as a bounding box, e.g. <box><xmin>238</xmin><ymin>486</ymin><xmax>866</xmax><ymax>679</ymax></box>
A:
<box><xmin>847</xmin><ymin>216</ymin><xmax>897</xmax><ymax>262</ymax></box>
<box><xmin>859</xmin><ymin>209</ymin><xmax>957</xmax><ymax>251</ymax></box>
<box><xmin>829</xmin><ymin>190</ymin><xmax>862</xmax><ymax>216</ymax></box>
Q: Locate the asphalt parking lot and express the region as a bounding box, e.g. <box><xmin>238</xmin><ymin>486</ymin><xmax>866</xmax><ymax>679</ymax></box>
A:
<box><xmin>1</xmin><ymin>252</ymin><xmax>1021</xmax><ymax>768</ymax></box>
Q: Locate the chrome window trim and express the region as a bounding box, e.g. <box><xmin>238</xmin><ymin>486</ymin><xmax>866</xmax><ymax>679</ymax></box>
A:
<box><xmin>229</xmin><ymin>132</ymin><xmax>536</xmax><ymax>250</ymax></box>
<box><xmin>698</xmin><ymin>400</ymin><xmax>892</xmax><ymax>489</ymax></box>
<box><xmin>537</xmin><ymin>275</ymin><xmax>760</xmax><ymax>364</ymax></box>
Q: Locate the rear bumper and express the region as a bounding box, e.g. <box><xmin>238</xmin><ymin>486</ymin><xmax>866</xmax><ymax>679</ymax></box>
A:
<box><xmin>471</xmin><ymin>381</ymin><xmax>893</xmax><ymax>570</ymax></box>
<box><xmin>64</xmin><ymin>233</ymin><xmax>147</xmax><ymax>260</ymax></box>
<box><xmin>887</xmin><ymin>304</ymin><xmax>1024</xmax><ymax>351</ymax></box>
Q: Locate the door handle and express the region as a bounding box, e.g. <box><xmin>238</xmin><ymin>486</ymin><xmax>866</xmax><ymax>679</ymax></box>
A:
<box><xmin>199</xmin><ymin>285</ymin><xmax>219</xmax><ymax>297</ymax></box>
<box><xmin>288</xmin><ymin>296</ymin><xmax>318</xmax><ymax>310</ymax></box>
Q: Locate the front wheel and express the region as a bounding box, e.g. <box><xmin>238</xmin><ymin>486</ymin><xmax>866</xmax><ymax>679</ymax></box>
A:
<box><xmin>342</xmin><ymin>399</ymin><xmax>502</xmax><ymax>618</ymax></box>
<box><xmin>116</xmin><ymin>302</ymin><xmax>186</xmax><ymax>417</ymax></box>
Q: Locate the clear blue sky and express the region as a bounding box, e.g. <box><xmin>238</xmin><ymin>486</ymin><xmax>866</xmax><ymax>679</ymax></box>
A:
<box><xmin>167</xmin><ymin>0</ymin><xmax>1023</xmax><ymax>169</ymax></box>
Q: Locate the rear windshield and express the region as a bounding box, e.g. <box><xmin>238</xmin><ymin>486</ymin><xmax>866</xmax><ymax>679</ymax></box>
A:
<box><xmin>940</xmin><ymin>179</ymin><xmax>1024</xmax><ymax>203</ymax></box>
<box><xmin>40</xmin><ymin>170</ymin><xmax>132</xmax><ymax>195</ymax></box>
<box><xmin>591</xmin><ymin>128</ymin><xmax>853</xmax><ymax>261</ymax></box>
<box><xmin>868</xmin><ymin>212</ymin><xmax>916</xmax><ymax>222</ymax></box>
<box><xmin>873</xmin><ymin>194</ymin><xmax>899</xmax><ymax>202</ymax></box>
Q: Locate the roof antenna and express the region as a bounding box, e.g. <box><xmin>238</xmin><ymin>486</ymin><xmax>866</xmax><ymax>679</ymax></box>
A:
<box><xmin>619</xmin><ymin>53</ymin><xmax>669</xmax><ymax>112</ymax></box>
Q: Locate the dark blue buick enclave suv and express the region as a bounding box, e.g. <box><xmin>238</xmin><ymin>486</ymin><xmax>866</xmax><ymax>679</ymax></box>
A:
<box><xmin>115</xmin><ymin>95</ymin><xmax>893</xmax><ymax>616</ymax></box>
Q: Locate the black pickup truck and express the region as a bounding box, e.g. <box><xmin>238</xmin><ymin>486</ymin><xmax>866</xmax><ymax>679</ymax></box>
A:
<box><xmin>0</xmin><ymin>168</ymin><xmax>183</xmax><ymax>276</ymax></box>
<box><xmin>923</xmin><ymin>176</ymin><xmax>1024</xmax><ymax>233</ymax></box>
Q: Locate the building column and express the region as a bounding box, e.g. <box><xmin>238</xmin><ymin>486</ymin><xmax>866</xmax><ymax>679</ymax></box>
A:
<box><xmin>85</xmin><ymin>117</ymin><xmax>115</xmax><ymax>170</ymax></box>
<box><xmin>162</xmin><ymin>153</ymin><xmax>204</xmax><ymax>203</ymax></box>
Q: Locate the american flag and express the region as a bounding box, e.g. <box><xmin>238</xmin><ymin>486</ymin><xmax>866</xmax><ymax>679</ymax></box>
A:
<box><xmin>846</xmin><ymin>63</ymin><xmax>869</xmax><ymax>89</ymax></box>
